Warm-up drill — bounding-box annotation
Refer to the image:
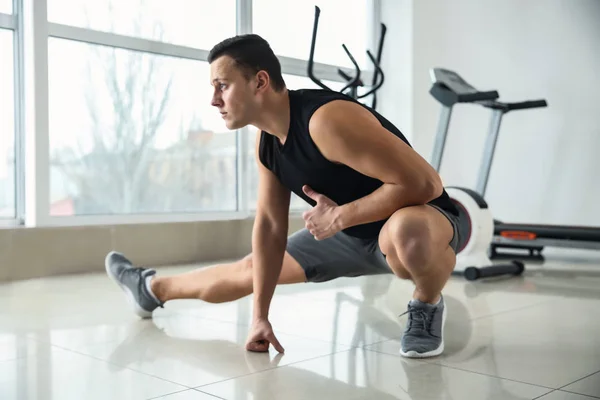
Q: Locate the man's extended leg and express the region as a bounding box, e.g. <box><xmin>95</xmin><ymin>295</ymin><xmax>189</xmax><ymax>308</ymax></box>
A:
<box><xmin>105</xmin><ymin>251</ymin><xmax>307</xmax><ymax>318</ymax></box>
<box><xmin>378</xmin><ymin>204</ymin><xmax>458</xmax><ymax>358</ymax></box>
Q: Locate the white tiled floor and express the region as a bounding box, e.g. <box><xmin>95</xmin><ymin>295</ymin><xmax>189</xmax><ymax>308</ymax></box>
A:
<box><xmin>2</xmin><ymin>252</ymin><xmax>600</xmax><ymax>400</ymax></box>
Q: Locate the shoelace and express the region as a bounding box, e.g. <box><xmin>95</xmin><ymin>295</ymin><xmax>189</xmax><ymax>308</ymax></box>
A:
<box><xmin>399</xmin><ymin>305</ymin><xmax>434</xmax><ymax>333</ymax></box>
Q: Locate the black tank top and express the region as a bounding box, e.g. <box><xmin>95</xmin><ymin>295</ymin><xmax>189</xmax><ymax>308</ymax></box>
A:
<box><xmin>258</xmin><ymin>88</ymin><xmax>458</xmax><ymax>239</ymax></box>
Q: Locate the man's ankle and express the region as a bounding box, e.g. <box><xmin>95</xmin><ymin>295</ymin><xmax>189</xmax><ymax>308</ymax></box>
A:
<box><xmin>149</xmin><ymin>276</ymin><xmax>166</xmax><ymax>303</ymax></box>
<box><xmin>412</xmin><ymin>292</ymin><xmax>441</xmax><ymax>305</ymax></box>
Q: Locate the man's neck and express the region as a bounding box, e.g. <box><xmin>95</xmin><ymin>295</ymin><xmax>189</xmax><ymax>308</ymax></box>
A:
<box><xmin>253</xmin><ymin>88</ymin><xmax>291</xmax><ymax>145</ymax></box>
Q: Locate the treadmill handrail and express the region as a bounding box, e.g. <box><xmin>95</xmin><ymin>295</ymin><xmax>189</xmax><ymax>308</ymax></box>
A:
<box><xmin>459</xmin><ymin>90</ymin><xmax>501</xmax><ymax>103</ymax></box>
<box><xmin>481</xmin><ymin>99</ymin><xmax>548</xmax><ymax>112</ymax></box>
<box><xmin>506</xmin><ymin>99</ymin><xmax>548</xmax><ymax>111</ymax></box>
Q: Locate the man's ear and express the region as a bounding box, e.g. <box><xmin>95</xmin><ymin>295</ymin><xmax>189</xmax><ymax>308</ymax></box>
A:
<box><xmin>255</xmin><ymin>70</ymin><xmax>270</xmax><ymax>92</ymax></box>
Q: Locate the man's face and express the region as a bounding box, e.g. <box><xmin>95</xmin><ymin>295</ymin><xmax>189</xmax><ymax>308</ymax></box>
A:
<box><xmin>210</xmin><ymin>56</ymin><xmax>257</xmax><ymax>130</ymax></box>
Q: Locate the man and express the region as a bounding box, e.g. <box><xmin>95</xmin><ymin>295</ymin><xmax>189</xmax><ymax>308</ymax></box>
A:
<box><xmin>105</xmin><ymin>34</ymin><xmax>462</xmax><ymax>359</ymax></box>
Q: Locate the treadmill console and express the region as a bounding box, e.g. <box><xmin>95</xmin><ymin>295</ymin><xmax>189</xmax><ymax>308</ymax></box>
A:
<box><xmin>429</xmin><ymin>68</ymin><xmax>499</xmax><ymax>106</ymax></box>
<box><xmin>430</xmin><ymin>68</ymin><xmax>479</xmax><ymax>95</ymax></box>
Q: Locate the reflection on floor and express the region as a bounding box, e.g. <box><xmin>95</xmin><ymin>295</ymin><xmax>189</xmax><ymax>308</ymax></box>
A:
<box><xmin>1</xmin><ymin>250</ymin><xmax>600</xmax><ymax>399</ymax></box>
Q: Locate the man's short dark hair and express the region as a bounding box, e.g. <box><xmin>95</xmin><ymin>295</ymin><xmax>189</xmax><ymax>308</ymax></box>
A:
<box><xmin>208</xmin><ymin>34</ymin><xmax>286</xmax><ymax>92</ymax></box>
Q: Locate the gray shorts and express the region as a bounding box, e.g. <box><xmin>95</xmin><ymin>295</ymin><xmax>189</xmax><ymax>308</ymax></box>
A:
<box><xmin>286</xmin><ymin>204</ymin><xmax>461</xmax><ymax>283</ymax></box>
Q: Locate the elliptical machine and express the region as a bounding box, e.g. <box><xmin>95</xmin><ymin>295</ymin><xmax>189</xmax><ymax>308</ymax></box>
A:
<box><xmin>306</xmin><ymin>5</ymin><xmax>387</xmax><ymax>109</ymax></box>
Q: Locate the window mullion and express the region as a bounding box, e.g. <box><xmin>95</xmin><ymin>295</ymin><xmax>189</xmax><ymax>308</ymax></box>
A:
<box><xmin>22</xmin><ymin>0</ymin><xmax>50</xmax><ymax>226</ymax></box>
<box><xmin>13</xmin><ymin>0</ymin><xmax>25</xmax><ymax>223</ymax></box>
<box><xmin>236</xmin><ymin>0</ymin><xmax>252</xmax><ymax>215</ymax></box>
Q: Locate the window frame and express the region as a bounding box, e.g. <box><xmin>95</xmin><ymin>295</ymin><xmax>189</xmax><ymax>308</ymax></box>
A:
<box><xmin>0</xmin><ymin>1</ymin><xmax>22</xmax><ymax>227</ymax></box>
<box><xmin>14</xmin><ymin>0</ymin><xmax>380</xmax><ymax>227</ymax></box>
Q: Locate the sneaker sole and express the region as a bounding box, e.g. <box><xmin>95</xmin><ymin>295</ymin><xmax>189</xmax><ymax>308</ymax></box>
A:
<box><xmin>399</xmin><ymin>300</ymin><xmax>447</xmax><ymax>359</ymax></box>
<box><xmin>105</xmin><ymin>251</ymin><xmax>153</xmax><ymax>319</ymax></box>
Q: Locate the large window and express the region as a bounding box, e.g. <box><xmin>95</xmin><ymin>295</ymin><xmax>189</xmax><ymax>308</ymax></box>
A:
<box><xmin>47</xmin><ymin>0</ymin><xmax>236</xmax><ymax>50</ymax></box>
<box><xmin>253</xmin><ymin>0</ymin><xmax>371</xmax><ymax>69</ymax></box>
<box><xmin>48</xmin><ymin>38</ymin><xmax>235</xmax><ymax>216</ymax></box>
<box><xmin>0</xmin><ymin>29</ymin><xmax>15</xmax><ymax>218</ymax></box>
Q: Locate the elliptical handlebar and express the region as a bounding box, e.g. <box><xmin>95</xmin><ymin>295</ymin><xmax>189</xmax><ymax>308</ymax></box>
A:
<box><xmin>357</xmin><ymin>50</ymin><xmax>385</xmax><ymax>99</ymax></box>
<box><xmin>370</xmin><ymin>23</ymin><xmax>387</xmax><ymax>109</ymax></box>
<box><xmin>307</xmin><ymin>6</ymin><xmax>331</xmax><ymax>91</ymax></box>
<box><xmin>307</xmin><ymin>5</ymin><xmax>386</xmax><ymax>108</ymax></box>
<box><xmin>339</xmin><ymin>43</ymin><xmax>362</xmax><ymax>93</ymax></box>
<box><xmin>337</xmin><ymin>68</ymin><xmax>354</xmax><ymax>83</ymax></box>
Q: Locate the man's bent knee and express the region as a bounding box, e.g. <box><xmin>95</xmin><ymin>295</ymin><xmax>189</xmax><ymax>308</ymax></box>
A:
<box><xmin>380</xmin><ymin>207</ymin><xmax>444</xmax><ymax>272</ymax></box>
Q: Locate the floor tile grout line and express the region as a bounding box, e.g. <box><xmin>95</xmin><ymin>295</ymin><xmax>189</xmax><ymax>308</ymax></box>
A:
<box><xmin>423</xmin><ymin>359</ymin><xmax>558</xmax><ymax>391</ymax></box>
<box><xmin>532</xmin><ymin>388</ymin><xmax>600</xmax><ymax>400</ymax></box>
<box><xmin>193</xmin><ymin>348</ymin><xmax>353</xmax><ymax>390</ymax></box>
<box><xmin>145</xmin><ymin>388</ymin><xmax>209</xmax><ymax>400</ymax></box>
<box><xmin>146</xmin><ymin>388</ymin><xmax>227</xmax><ymax>400</ymax></box>
<box><xmin>191</xmin><ymin>388</ymin><xmax>229</xmax><ymax>400</ymax></box>
<box><xmin>557</xmin><ymin>369</ymin><xmax>600</xmax><ymax>390</ymax></box>
<box><xmin>359</xmin><ymin>335</ymin><xmax>404</xmax><ymax>349</ymax></box>
<box><xmin>364</xmin><ymin>347</ymin><xmax>558</xmax><ymax>391</ymax></box>
<box><xmin>47</xmin><ymin>343</ymin><xmax>196</xmax><ymax>390</ymax></box>
<box><xmin>468</xmin><ymin>298</ymin><xmax>558</xmax><ymax>323</ymax></box>
<box><xmin>558</xmin><ymin>389</ymin><xmax>600</xmax><ymax>399</ymax></box>
<box><xmin>531</xmin><ymin>389</ymin><xmax>556</xmax><ymax>400</ymax></box>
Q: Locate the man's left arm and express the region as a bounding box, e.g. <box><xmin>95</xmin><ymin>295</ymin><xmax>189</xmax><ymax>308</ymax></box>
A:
<box><xmin>308</xmin><ymin>100</ymin><xmax>444</xmax><ymax>231</ymax></box>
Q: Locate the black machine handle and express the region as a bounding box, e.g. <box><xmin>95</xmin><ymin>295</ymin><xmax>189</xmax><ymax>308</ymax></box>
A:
<box><xmin>339</xmin><ymin>43</ymin><xmax>362</xmax><ymax>93</ymax></box>
<box><xmin>357</xmin><ymin>50</ymin><xmax>385</xmax><ymax>99</ymax></box>
<box><xmin>341</xmin><ymin>31</ymin><xmax>386</xmax><ymax>98</ymax></box>
<box><xmin>307</xmin><ymin>5</ymin><xmax>386</xmax><ymax>108</ymax></box>
<box><xmin>459</xmin><ymin>90</ymin><xmax>500</xmax><ymax>103</ymax></box>
<box><xmin>337</xmin><ymin>68</ymin><xmax>353</xmax><ymax>82</ymax></box>
<box><xmin>483</xmin><ymin>98</ymin><xmax>548</xmax><ymax>113</ymax></box>
<box><xmin>307</xmin><ymin>6</ymin><xmax>331</xmax><ymax>91</ymax></box>
<box><xmin>506</xmin><ymin>99</ymin><xmax>548</xmax><ymax>111</ymax></box>
<box><xmin>370</xmin><ymin>23</ymin><xmax>387</xmax><ymax>109</ymax></box>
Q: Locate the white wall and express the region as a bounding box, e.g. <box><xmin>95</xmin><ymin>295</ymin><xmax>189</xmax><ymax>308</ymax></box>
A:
<box><xmin>379</xmin><ymin>0</ymin><xmax>600</xmax><ymax>227</ymax></box>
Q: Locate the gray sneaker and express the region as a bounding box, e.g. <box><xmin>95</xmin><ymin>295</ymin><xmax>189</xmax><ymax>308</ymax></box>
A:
<box><xmin>105</xmin><ymin>251</ymin><xmax>163</xmax><ymax>318</ymax></box>
<box><xmin>399</xmin><ymin>295</ymin><xmax>447</xmax><ymax>358</ymax></box>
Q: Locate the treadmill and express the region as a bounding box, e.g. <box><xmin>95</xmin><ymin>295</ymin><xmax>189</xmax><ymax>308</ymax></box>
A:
<box><xmin>429</xmin><ymin>68</ymin><xmax>600</xmax><ymax>262</ymax></box>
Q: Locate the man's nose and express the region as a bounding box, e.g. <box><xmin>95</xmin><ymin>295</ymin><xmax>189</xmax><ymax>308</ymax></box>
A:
<box><xmin>211</xmin><ymin>96</ymin><xmax>221</xmax><ymax>107</ymax></box>
<box><xmin>211</xmin><ymin>91</ymin><xmax>222</xmax><ymax>107</ymax></box>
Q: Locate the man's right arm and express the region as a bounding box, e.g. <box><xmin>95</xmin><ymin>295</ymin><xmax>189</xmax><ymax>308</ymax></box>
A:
<box><xmin>251</xmin><ymin>129</ymin><xmax>291</xmax><ymax>322</ymax></box>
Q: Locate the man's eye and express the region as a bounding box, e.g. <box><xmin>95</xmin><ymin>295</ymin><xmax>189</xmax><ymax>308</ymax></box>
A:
<box><xmin>220</xmin><ymin>84</ymin><xmax>227</xmax><ymax>90</ymax></box>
